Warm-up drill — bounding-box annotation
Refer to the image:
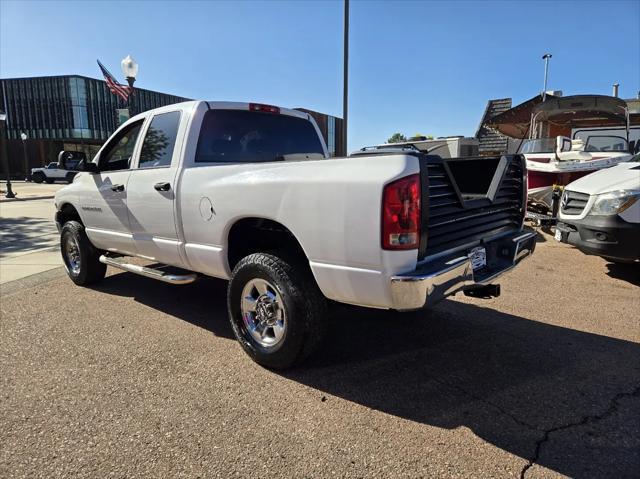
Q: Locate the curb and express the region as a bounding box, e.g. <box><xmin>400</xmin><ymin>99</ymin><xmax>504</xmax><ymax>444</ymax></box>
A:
<box><xmin>0</xmin><ymin>195</ymin><xmax>56</xmax><ymax>203</ymax></box>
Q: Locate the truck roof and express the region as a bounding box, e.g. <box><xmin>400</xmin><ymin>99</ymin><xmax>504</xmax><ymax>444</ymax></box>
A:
<box><xmin>129</xmin><ymin>100</ymin><xmax>310</xmax><ymax>121</ymax></box>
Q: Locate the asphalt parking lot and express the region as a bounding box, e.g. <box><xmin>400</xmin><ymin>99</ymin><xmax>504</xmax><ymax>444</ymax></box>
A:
<box><xmin>1</xmin><ymin>224</ymin><xmax>639</xmax><ymax>478</ymax></box>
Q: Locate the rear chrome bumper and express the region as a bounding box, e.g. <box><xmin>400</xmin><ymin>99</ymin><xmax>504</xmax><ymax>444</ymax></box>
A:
<box><xmin>390</xmin><ymin>230</ymin><xmax>536</xmax><ymax>311</ymax></box>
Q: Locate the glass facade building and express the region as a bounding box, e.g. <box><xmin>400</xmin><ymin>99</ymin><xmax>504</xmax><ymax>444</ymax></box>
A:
<box><xmin>0</xmin><ymin>75</ymin><xmax>188</xmax><ymax>175</ymax></box>
<box><xmin>0</xmin><ymin>75</ymin><xmax>344</xmax><ymax>177</ymax></box>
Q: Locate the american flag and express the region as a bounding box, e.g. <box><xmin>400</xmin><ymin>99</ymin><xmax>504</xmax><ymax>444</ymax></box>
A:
<box><xmin>97</xmin><ymin>60</ymin><xmax>131</xmax><ymax>102</ymax></box>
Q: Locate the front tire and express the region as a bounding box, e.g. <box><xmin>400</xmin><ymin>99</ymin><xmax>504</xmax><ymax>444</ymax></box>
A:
<box><xmin>60</xmin><ymin>221</ymin><xmax>106</xmax><ymax>286</ymax></box>
<box><xmin>32</xmin><ymin>172</ymin><xmax>44</xmax><ymax>183</ymax></box>
<box><xmin>227</xmin><ymin>252</ymin><xmax>327</xmax><ymax>369</ymax></box>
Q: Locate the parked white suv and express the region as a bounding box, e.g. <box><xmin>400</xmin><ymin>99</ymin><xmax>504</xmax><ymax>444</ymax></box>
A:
<box><xmin>54</xmin><ymin>101</ymin><xmax>535</xmax><ymax>368</ymax></box>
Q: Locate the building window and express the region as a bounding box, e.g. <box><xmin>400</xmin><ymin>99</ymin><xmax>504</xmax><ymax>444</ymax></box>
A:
<box><xmin>327</xmin><ymin>116</ymin><xmax>336</xmax><ymax>157</ymax></box>
<box><xmin>69</xmin><ymin>77</ymin><xmax>89</xmax><ymax>138</ymax></box>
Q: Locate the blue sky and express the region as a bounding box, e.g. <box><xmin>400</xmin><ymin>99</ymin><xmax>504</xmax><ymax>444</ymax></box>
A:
<box><xmin>1</xmin><ymin>0</ymin><xmax>638</xmax><ymax>150</ymax></box>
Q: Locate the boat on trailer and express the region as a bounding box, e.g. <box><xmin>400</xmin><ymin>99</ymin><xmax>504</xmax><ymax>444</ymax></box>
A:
<box><xmin>524</xmin><ymin>95</ymin><xmax>634</xmax><ymax>211</ymax></box>
<box><xmin>488</xmin><ymin>95</ymin><xmax>637</xmax><ymax>220</ymax></box>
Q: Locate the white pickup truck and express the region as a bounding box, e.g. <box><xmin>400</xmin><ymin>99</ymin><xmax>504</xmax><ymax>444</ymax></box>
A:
<box><xmin>55</xmin><ymin>101</ymin><xmax>536</xmax><ymax>368</ymax></box>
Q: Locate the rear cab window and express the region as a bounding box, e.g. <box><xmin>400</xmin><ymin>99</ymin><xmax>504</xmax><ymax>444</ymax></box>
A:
<box><xmin>195</xmin><ymin>109</ymin><xmax>325</xmax><ymax>163</ymax></box>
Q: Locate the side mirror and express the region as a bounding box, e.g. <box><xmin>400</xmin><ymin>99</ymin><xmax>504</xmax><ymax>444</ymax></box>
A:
<box><xmin>629</xmin><ymin>140</ymin><xmax>636</xmax><ymax>154</ymax></box>
<box><xmin>77</xmin><ymin>159</ymin><xmax>99</xmax><ymax>174</ymax></box>
<box><xmin>57</xmin><ymin>150</ymin><xmax>87</xmax><ymax>171</ymax></box>
<box><xmin>58</xmin><ymin>150</ymin><xmax>99</xmax><ymax>173</ymax></box>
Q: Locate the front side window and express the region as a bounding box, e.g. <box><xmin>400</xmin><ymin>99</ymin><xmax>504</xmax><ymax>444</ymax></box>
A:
<box><xmin>138</xmin><ymin>111</ymin><xmax>181</xmax><ymax>168</ymax></box>
<box><xmin>195</xmin><ymin>109</ymin><xmax>325</xmax><ymax>163</ymax></box>
<box><xmin>99</xmin><ymin>121</ymin><xmax>143</xmax><ymax>171</ymax></box>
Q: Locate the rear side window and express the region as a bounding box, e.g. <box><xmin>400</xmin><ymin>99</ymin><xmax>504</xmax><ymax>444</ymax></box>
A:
<box><xmin>138</xmin><ymin>111</ymin><xmax>181</xmax><ymax>168</ymax></box>
<box><xmin>195</xmin><ymin>109</ymin><xmax>324</xmax><ymax>163</ymax></box>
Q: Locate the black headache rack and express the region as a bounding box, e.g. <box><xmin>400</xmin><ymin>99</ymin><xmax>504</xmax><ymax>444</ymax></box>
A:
<box><xmin>418</xmin><ymin>154</ymin><xmax>526</xmax><ymax>261</ymax></box>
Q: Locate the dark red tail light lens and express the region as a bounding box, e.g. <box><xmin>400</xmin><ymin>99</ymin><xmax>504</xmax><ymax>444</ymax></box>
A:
<box><xmin>249</xmin><ymin>103</ymin><xmax>280</xmax><ymax>114</ymax></box>
<box><xmin>382</xmin><ymin>174</ymin><xmax>421</xmax><ymax>250</ymax></box>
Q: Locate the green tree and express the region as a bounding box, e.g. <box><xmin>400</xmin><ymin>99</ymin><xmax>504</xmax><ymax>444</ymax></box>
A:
<box><xmin>139</xmin><ymin>126</ymin><xmax>170</xmax><ymax>166</ymax></box>
<box><xmin>408</xmin><ymin>133</ymin><xmax>434</xmax><ymax>141</ymax></box>
<box><xmin>387</xmin><ymin>132</ymin><xmax>407</xmax><ymax>144</ymax></box>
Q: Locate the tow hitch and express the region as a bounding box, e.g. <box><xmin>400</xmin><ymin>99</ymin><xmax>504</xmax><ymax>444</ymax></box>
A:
<box><xmin>464</xmin><ymin>284</ymin><xmax>501</xmax><ymax>299</ymax></box>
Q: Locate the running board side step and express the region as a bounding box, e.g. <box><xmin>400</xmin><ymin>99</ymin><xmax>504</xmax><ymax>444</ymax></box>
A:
<box><xmin>99</xmin><ymin>255</ymin><xmax>197</xmax><ymax>285</ymax></box>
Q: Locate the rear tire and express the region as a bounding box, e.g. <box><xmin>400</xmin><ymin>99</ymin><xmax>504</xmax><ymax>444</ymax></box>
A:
<box><xmin>227</xmin><ymin>252</ymin><xmax>328</xmax><ymax>369</ymax></box>
<box><xmin>60</xmin><ymin>221</ymin><xmax>106</xmax><ymax>286</ymax></box>
<box><xmin>32</xmin><ymin>172</ymin><xmax>44</xmax><ymax>183</ymax></box>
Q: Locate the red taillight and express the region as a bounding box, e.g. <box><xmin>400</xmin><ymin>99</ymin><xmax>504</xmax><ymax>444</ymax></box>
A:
<box><xmin>249</xmin><ymin>103</ymin><xmax>280</xmax><ymax>114</ymax></box>
<box><xmin>382</xmin><ymin>174</ymin><xmax>421</xmax><ymax>250</ymax></box>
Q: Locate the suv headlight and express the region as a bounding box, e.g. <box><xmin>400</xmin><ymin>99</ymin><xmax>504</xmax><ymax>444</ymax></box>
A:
<box><xmin>589</xmin><ymin>190</ymin><xmax>640</xmax><ymax>216</ymax></box>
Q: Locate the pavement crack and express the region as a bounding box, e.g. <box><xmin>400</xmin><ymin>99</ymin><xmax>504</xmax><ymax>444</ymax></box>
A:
<box><xmin>430</xmin><ymin>377</ymin><xmax>541</xmax><ymax>432</ymax></box>
<box><xmin>520</xmin><ymin>384</ymin><xmax>640</xmax><ymax>479</ymax></box>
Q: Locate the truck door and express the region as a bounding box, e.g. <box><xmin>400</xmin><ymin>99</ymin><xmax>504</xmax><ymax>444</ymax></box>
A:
<box><xmin>82</xmin><ymin>120</ymin><xmax>144</xmax><ymax>256</ymax></box>
<box><xmin>125</xmin><ymin>110</ymin><xmax>184</xmax><ymax>266</ymax></box>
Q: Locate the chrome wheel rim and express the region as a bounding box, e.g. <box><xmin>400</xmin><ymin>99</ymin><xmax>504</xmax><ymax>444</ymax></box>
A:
<box><xmin>240</xmin><ymin>278</ymin><xmax>286</xmax><ymax>348</ymax></box>
<box><xmin>64</xmin><ymin>235</ymin><xmax>81</xmax><ymax>275</ymax></box>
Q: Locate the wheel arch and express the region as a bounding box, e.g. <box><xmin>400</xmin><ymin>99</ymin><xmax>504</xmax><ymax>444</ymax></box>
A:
<box><xmin>225</xmin><ymin>216</ymin><xmax>312</xmax><ymax>273</ymax></box>
<box><xmin>55</xmin><ymin>202</ymin><xmax>84</xmax><ymax>228</ymax></box>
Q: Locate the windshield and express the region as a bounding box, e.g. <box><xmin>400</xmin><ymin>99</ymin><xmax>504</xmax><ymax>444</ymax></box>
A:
<box><xmin>521</xmin><ymin>138</ymin><xmax>556</xmax><ymax>154</ymax></box>
<box><xmin>195</xmin><ymin>109</ymin><xmax>325</xmax><ymax>163</ymax></box>
<box><xmin>584</xmin><ymin>136</ymin><xmax>628</xmax><ymax>152</ymax></box>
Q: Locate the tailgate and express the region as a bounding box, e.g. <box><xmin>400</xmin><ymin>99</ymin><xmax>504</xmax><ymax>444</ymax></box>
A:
<box><xmin>418</xmin><ymin>154</ymin><xmax>527</xmax><ymax>260</ymax></box>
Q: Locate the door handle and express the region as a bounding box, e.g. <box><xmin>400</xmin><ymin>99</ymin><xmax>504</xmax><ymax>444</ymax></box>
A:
<box><xmin>154</xmin><ymin>182</ymin><xmax>171</xmax><ymax>192</ymax></box>
<box><xmin>111</xmin><ymin>184</ymin><xmax>125</xmax><ymax>192</ymax></box>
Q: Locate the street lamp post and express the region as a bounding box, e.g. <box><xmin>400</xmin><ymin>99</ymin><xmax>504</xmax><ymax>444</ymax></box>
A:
<box><xmin>0</xmin><ymin>110</ymin><xmax>16</xmax><ymax>199</ymax></box>
<box><xmin>121</xmin><ymin>54</ymin><xmax>139</xmax><ymax>114</ymax></box>
<box><xmin>542</xmin><ymin>53</ymin><xmax>552</xmax><ymax>101</ymax></box>
<box><xmin>20</xmin><ymin>132</ymin><xmax>29</xmax><ymax>181</ymax></box>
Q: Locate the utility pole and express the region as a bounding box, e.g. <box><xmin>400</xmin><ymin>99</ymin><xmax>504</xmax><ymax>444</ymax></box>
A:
<box><xmin>542</xmin><ymin>53</ymin><xmax>552</xmax><ymax>101</ymax></box>
<box><xmin>342</xmin><ymin>0</ymin><xmax>349</xmax><ymax>156</ymax></box>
